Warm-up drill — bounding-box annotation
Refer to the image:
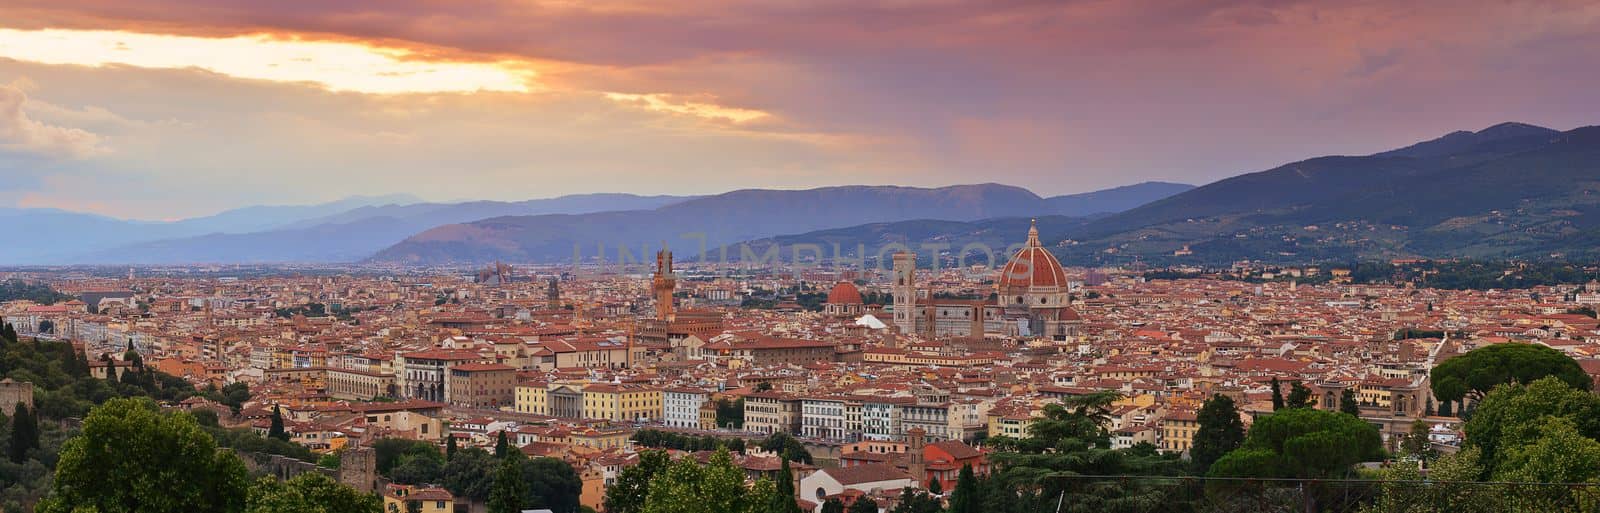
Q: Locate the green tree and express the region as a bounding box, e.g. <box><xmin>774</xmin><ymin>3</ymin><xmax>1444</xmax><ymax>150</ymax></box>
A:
<box><xmin>390</xmin><ymin>453</ymin><xmax>445</xmax><ymax>485</ymax></box>
<box><xmin>926</xmin><ymin>476</ymin><xmax>941</xmax><ymax>496</ymax></box>
<box><xmin>1270</xmin><ymin>377</ymin><xmax>1284</xmax><ymax>411</ymax></box>
<box><xmin>1339</xmin><ymin>388</ymin><xmax>1360</xmax><ymax>416</ymax></box>
<box><xmin>1431</xmin><ymin>343</ymin><xmax>1589</xmax><ymax>404</ymax></box>
<box><xmin>494</xmin><ymin>430</ymin><xmax>510</xmax><ymax>458</ymax></box>
<box><xmin>1399</xmin><ymin>419</ymin><xmax>1433</xmax><ymax>462</ymax></box>
<box><xmin>269</xmin><ymin>405</ymin><xmax>289</xmax><ymax>441</ymax></box>
<box><xmin>760</xmin><ymin>432</ymin><xmax>814</xmax><ymax>464</ymax></box>
<box><xmin>1463</xmin><ymin>376</ymin><xmax>1600</xmax><ymax>475</ymax></box>
<box><xmin>1285</xmin><ymin>381</ymin><xmax>1314</xmax><ymax>409</ymax></box>
<box><xmin>604</xmin><ymin>450</ymin><xmax>669</xmax><ymax>513</ymax></box>
<box><xmin>7</xmin><ymin>403</ymin><xmax>39</xmax><ymax>463</ymax></box>
<box><xmin>946</xmin><ymin>464</ymin><xmax>980</xmax><ymax>513</ymax></box>
<box><xmin>369</xmin><ymin>438</ymin><xmax>440</xmax><ymax>477</ymax></box>
<box><xmin>640</xmin><ymin>449</ymin><xmax>749</xmax><ymax>513</ymax></box>
<box><xmin>245</xmin><ymin>472</ymin><xmax>382</xmax><ymax>513</ymax></box>
<box><xmin>1361</xmin><ymin>447</ymin><xmax>1491</xmax><ymax>513</ymax></box>
<box><xmin>220</xmin><ymin>382</ymin><xmax>251</xmax><ymax>415</ymax></box>
<box><xmin>38</xmin><ymin>398</ymin><xmax>251</xmax><ymax>513</ymax></box>
<box><xmin>888</xmin><ymin>487</ymin><xmax>941</xmax><ymax>513</ymax></box>
<box><xmin>821</xmin><ymin>498</ymin><xmax>847</xmax><ymax>513</ymax></box>
<box><xmin>1491</xmin><ymin>415</ymin><xmax>1600</xmax><ymax>508</ymax></box>
<box><xmin>440</xmin><ymin>448</ymin><xmax>496</xmax><ymax>503</ymax></box>
<box><xmin>520</xmin><ymin>457</ymin><xmax>583</xmax><ymax>513</ymax></box>
<box><xmin>446</xmin><ymin>435</ymin><xmax>458</xmax><ymax>460</ymax></box>
<box><xmin>488</xmin><ymin>454</ymin><xmax>527</xmax><ymax>513</ymax></box>
<box><xmin>769</xmin><ymin>458</ymin><xmax>803</xmax><ymax>513</ymax></box>
<box><xmin>1208</xmin><ymin>407</ymin><xmax>1383</xmax><ymax>479</ymax></box>
<box><xmin>715</xmin><ymin>397</ymin><xmax>745</xmax><ymax>429</ymax></box>
<box><xmin>848</xmin><ymin>497</ymin><xmax>879</xmax><ymax>513</ymax></box>
<box><xmin>1190</xmin><ymin>394</ymin><xmax>1245</xmax><ymax>473</ymax></box>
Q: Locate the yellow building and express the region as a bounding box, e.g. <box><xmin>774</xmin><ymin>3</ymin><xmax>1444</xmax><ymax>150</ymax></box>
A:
<box><xmin>1159</xmin><ymin>410</ymin><xmax>1199</xmax><ymax>453</ymax></box>
<box><xmin>987</xmin><ymin>411</ymin><xmax>1032</xmax><ymax>438</ymax></box>
<box><xmin>383</xmin><ymin>485</ymin><xmax>453</xmax><ymax>513</ymax></box>
<box><xmin>570</xmin><ymin>426</ymin><xmax>633</xmax><ymax>450</ymax></box>
<box><xmin>515</xmin><ymin>381</ymin><xmax>550</xmax><ymax>415</ymax></box>
<box><xmin>581</xmin><ymin>384</ymin><xmax>662</xmax><ymax>422</ymax></box>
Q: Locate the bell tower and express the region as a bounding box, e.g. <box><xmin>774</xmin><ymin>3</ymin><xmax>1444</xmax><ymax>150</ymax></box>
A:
<box><xmin>653</xmin><ymin>247</ymin><xmax>676</xmax><ymax>322</ymax></box>
<box><xmin>892</xmin><ymin>251</ymin><xmax>917</xmax><ymax>335</ymax></box>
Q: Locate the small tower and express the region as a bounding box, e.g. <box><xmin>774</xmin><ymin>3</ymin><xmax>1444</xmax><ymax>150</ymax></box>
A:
<box><xmin>546</xmin><ymin>277</ymin><xmax>562</xmax><ymax>310</ymax></box>
<box><xmin>892</xmin><ymin>251</ymin><xmax>917</xmax><ymax>335</ymax></box>
<box><xmin>907</xmin><ymin>427</ymin><xmax>927</xmax><ymax>487</ymax></box>
<box><xmin>653</xmin><ymin>247</ymin><xmax>677</xmax><ymax>322</ymax></box>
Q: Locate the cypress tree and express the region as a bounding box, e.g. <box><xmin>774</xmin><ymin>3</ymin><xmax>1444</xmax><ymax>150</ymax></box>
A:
<box><xmin>446</xmin><ymin>434</ymin><xmax>458</xmax><ymax>460</ymax></box>
<box><xmin>8</xmin><ymin>404</ymin><xmax>38</xmax><ymax>463</ymax></box>
<box><xmin>1190</xmin><ymin>394</ymin><xmax>1245</xmax><ymax>473</ymax></box>
<box><xmin>770</xmin><ymin>458</ymin><xmax>803</xmax><ymax>513</ymax></box>
<box><xmin>1270</xmin><ymin>377</ymin><xmax>1285</xmax><ymax>411</ymax></box>
<box><xmin>1339</xmin><ymin>388</ymin><xmax>1361</xmax><ymax>416</ymax></box>
<box><xmin>268</xmin><ymin>404</ymin><xmax>288</xmax><ymax>441</ymax></box>
<box><xmin>947</xmin><ymin>464</ymin><xmax>980</xmax><ymax>513</ymax></box>
<box><xmin>494</xmin><ymin>431</ymin><xmax>510</xmax><ymax>458</ymax></box>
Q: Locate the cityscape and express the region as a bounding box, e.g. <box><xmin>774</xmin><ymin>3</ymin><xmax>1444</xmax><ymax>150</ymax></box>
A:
<box><xmin>4</xmin><ymin>2</ymin><xmax>1600</xmax><ymax>513</ymax></box>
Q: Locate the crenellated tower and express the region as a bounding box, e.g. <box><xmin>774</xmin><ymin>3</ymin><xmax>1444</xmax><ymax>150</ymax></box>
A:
<box><xmin>653</xmin><ymin>248</ymin><xmax>676</xmax><ymax>322</ymax></box>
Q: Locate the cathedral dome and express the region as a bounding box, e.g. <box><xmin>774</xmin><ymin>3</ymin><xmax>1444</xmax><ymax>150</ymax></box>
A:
<box><xmin>997</xmin><ymin>219</ymin><xmax>1069</xmax><ymax>291</ymax></box>
<box><xmin>827</xmin><ymin>281</ymin><xmax>865</xmax><ymax>304</ymax></box>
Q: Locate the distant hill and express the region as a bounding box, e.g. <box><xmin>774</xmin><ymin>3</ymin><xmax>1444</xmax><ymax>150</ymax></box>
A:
<box><xmin>71</xmin><ymin>193</ymin><xmax>694</xmax><ymax>264</ymax></box>
<box><xmin>0</xmin><ymin>194</ymin><xmax>417</xmax><ymax>265</ymax></box>
<box><xmin>1044</xmin><ymin>182</ymin><xmax>1194</xmax><ymax>216</ymax></box>
<box><xmin>1052</xmin><ymin>123</ymin><xmax>1600</xmax><ymax>264</ymax></box>
<box><xmin>368</xmin><ymin>182</ymin><xmax>1190</xmax><ymax>264</ymax></box>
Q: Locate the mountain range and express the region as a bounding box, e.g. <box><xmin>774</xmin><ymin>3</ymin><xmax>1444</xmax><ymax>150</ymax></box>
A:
<box><xmin>723</xmin><ymin>122</ymin><xmax>1600</xmax><ymax>266</ymax></box>
<box><xmin>3</xmin><ymin>181</ymin><xmax>1189</xmax><ymax>265</ymax></box>
<box><xmin>365</xmin><ymin>182</ymin><xmax>1193</xmax><ymax>264</ymax></box>
<box><xmin>12</xmin><ymin>119</ymin><xmax>1596</xmax><ymax>267</ymax></box>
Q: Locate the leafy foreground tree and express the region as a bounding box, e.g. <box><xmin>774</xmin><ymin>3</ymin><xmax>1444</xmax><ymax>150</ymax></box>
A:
<box><xmin>1431</xmin><ymin>343</ymin><xmax>1589</xmax><ymax>406</ymax></box>
<box><xmin>1190</xmin><ymin>394</ymin><xmax>1245</xmax><ymax>473</ymax></box>
<box><xmin>38</xmin><ymin>397</ymin><xmax>251</xmax><ymax>513</ymax></box>
<box><xmin>820</xmin><ymin>498</ymin><xmax>847</xmax><ymax>513</ymax></box>
<box><xmin>1208</xmin><ymin>407</ymin><xmax>1383</xmax><ymax>479</ymax></box>
<box><xmin>640</xmin><ymin>449</ymin><xmax>767</xmax><ymax>513</ymax></box>
<box><xmin>246</xmin><ymin>472</ymin><xmax>381</xmax><ymax>513</ymax></box>
<box><xmin>986</xmin><ymin>393</ymin><xmax>1188</xmax><ymax>513</ymax></box>
<box><xmin>1360</xmin><ymin>447</ymin><xmax>1497</xmax><ymax>513</ymax></box>
<box><xmin>604</xmin><ymin>450</ymin><xmax>670</xmax><ymax>513</ymax></box>
<box><xmin>1463</xmin><ymin>376</ymin><xmax>1600</xmax><ymax>475</ymax></box>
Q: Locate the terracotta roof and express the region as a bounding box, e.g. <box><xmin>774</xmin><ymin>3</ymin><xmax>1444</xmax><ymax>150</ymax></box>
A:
<box><xmin>822</xmin><ymin>462</ymin><xmax>914</xmax><ymax>486</ymax></box>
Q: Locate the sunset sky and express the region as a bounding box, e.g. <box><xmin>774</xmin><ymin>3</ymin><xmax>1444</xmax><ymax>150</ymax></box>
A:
<box><xmin>1</xmin><ymin>0</ymin><xmax>1597</xmax><ymax>220</ymax></box>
